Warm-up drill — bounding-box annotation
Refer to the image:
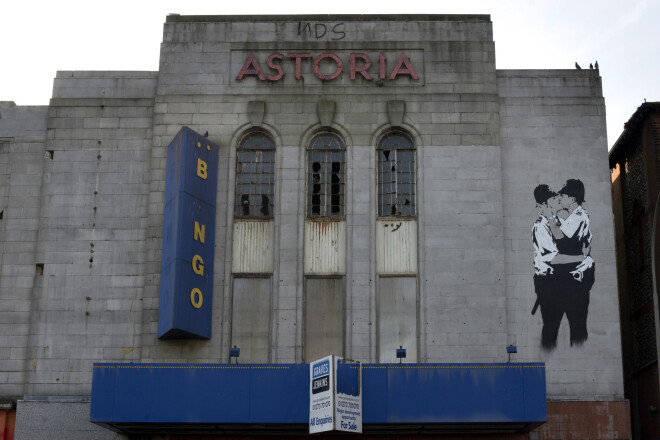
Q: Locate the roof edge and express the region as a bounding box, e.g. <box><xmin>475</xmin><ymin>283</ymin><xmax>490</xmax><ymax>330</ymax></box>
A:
<box><xmin>165</xmin><ymin>14</ymin><xmax>491</xmax><ymax>23</ymax></box>
<box><xmin>609</xmin><ymin>102</ymin><xmax>660</xmax><ymax>167</ymax></box>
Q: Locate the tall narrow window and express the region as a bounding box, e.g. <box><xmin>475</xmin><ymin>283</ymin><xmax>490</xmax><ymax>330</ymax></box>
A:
<box><xmin>235</xmin><ymin>130</ymin><xmax>275</xmax><ymax>218</ymax></box>
<box><xmin>307</xmin><ymin>132</ymin><xmax>345</xmax><ymax>218</ymax></box>
<box><xmin>377</xmin><ymin>131</ymin><xmax>415</xmax><ymax>217</ymax></box>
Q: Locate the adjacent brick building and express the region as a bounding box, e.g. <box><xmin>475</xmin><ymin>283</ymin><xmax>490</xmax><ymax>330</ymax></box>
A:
<box><xmin>610</xmin><ymin>101</ymin><xmax>660</xmax><ymax>440</ymax></box>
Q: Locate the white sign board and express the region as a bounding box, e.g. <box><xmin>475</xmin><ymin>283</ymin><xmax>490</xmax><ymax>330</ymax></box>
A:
<box><xmin>309</xmin><ymin>355</ymin><xmax>334</xmax><ymax>433</ymax></box>
<box><xmin>335</xmin><ymin>358</ymin><xmax>362</xmax><ymax>433</ymax></box>
<box><xmin>309</xmin><ymin>355</ymin><xmax>362</xmax><ymax>434</ymax></box>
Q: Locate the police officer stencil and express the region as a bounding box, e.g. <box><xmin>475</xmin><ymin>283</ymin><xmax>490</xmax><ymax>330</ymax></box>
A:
<box><xmin>532</xmin><ymin>179</ymin><xmax>595</xmax><ymax>350</ymax></box>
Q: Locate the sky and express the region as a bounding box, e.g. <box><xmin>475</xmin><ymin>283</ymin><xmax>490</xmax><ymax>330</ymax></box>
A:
<box><xmin>2</xmin><ymin>0</ymin><xmax>658</xmax><ymax>149</ymax></box>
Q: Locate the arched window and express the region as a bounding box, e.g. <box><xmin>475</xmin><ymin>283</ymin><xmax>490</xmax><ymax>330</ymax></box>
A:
<box><xmin>377</xmin><ymin>131</ymin><xmax>415</xmax><ymax>217</ymax></box>
<box><xmin>235</xmin><ymin>130</ymin><xmax>275</xmax><ymax>218</ymax></box>
<box><xmin>307</xmin><ymin>131</ymin><xmax>345</xmax><ymax>218</ymax></box>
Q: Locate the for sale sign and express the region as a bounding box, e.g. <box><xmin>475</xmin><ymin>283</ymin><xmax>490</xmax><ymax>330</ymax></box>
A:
<box><xmin>335</xmin><ymin>360</ymin><xmax>362</xmax><ymax>433</ymax></box>
<box><xmin>309</xmin><ymin>355</ymin><xmax>362</xmax><ymax>434</ymax></box>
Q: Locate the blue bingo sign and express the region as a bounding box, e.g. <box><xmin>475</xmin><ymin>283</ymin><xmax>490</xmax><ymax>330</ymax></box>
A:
<box><xmin>158</xmin><ymin>127</ymin><xmax>219</xmax><ymax>339</ymax></box>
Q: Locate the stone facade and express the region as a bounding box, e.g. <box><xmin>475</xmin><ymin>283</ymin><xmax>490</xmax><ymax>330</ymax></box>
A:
<box><xmin>0</xmin><ymin>14</ymin><xmax>627</xmax><ymax>440</ymax></box>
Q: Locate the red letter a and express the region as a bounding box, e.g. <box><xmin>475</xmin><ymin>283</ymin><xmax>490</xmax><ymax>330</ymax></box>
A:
<box><xmin>389</xmin><ymin>53</ymin><xmax>419</xmax><ymax>80</ymax></box>
<box><xmin>236</xmin><ymin>54</ymin><xmax>266</xmax><ymax>80</ymax></box>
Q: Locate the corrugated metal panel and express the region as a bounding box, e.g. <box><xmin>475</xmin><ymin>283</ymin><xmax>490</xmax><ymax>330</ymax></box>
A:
<box><xmin>304</xmin><ymin>221</ymin><xmax>346</xmax><ymax>275</ymax></box>
<box><xmin>376</xmin><ymin>219</ymin><xmax>417</xmax><ymax>274</ymax></box>
<box><xmin>232</xmin><ymin>220</ymin><xmax>274</xmax><ymax>273</ymax></box>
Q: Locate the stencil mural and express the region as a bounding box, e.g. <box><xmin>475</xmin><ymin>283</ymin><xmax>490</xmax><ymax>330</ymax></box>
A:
<box><xmin>531</xmin><ymin>179</ymin><xmax>595</xmax><ymax>350</ymax></box>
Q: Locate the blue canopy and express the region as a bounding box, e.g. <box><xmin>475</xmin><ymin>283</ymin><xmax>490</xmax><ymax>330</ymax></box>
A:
<box><xmin>91</xmin><ymin>362</ymin><xmax>546</xmax><ymax>435</ymax></box>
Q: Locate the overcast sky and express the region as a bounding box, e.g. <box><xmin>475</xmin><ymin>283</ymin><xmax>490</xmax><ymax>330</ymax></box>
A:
<box><xmin>2</xmin><ymin>0</ymin><xmax>658</xmax><ymax>149</ymax></box>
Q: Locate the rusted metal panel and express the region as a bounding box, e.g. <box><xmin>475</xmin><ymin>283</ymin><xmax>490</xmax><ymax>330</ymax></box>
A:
<box><xmin>232</xmin><ymin>220</ymin><xmax>274</xmax><ymax>274</ymax></box>
<box><xmin>376</xmin><ymin>219</ymin><xmax>417</xmax><ymax>274</ymax></box>
<box><xmin>304</xmin><ymin>220</ymin><xmax>346</xmax><ymax>275</ymax></box>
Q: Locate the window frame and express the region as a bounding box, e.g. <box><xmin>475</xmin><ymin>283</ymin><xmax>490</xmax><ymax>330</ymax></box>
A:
<box><xmin>376</xmin><ymin>130</ymin><xmax>416</xmax><ymax>218</ymax></box>
<box><xmin>234</xmin><ymin>129</ymin><xmax>276</xmax><ymax>219</ymax></box>
<box><xmin>306</xmin><ymin>130</ymin><xmax>346</xmax><ymax>219</ymax></box>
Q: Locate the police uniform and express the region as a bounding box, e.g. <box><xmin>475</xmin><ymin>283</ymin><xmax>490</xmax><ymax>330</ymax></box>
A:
<box><xmin>537</xmin><ymin>205</ymin><xmax>594</xmax><ymax>349</ymax></box>
<box><xmin>532</xmin><ymin>214</ymin><xmax>558</xmax><ymax>275</ymax></box>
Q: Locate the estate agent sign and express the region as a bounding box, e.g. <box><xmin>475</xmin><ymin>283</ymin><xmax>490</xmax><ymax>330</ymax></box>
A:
<box><xmin>309</xmin><ymin>355</ymin><xmax>362</xmax><ymax>434</ymax></box>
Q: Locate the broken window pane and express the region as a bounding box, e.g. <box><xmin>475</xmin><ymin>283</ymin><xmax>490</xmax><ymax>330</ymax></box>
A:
<box><xmin>307</xmin><ymin>131</ymin><xmax>345</xmax><ymax>218</ymax></box>
<box><xmin>235</xmin><ymin>130</ymin><xmax>275</xmax><ymax>218</ymax></box>
<box><xmin>377</xmin><ymin>132</ymin><xmax>415</xmax><ymax>217</ymax></box>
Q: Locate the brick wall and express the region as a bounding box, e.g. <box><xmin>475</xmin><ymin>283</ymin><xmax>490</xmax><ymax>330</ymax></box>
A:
<box><xmin>534</xmin><ymin>401</ymin><xmax>631</xmax><ymax>439</ymax></box>
<box><xmin>0</xmin><ymin>409</ymin><xmax>16</xmax><ymax>440</ymax></box>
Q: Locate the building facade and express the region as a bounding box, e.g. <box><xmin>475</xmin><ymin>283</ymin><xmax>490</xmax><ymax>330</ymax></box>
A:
<box><xmin>0</xmin><ymin>14</ymin><xmax>628</xmax><ymax>439</ymax></box>
<box><xmin>610</xmin><ymin>101</ymin><xmax>660</xmax><ymax>440</ymax></box>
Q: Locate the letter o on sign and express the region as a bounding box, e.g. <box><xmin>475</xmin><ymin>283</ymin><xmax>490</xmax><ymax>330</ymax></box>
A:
<box><xmin>313</xmin><ymin>53</ymin><xmax>343</xmax><ymax>81</ymax></box>
<box><xmin>190</xmin><ymin>288</ymin><xmax>203</xmax><ymax>309</ymax></box>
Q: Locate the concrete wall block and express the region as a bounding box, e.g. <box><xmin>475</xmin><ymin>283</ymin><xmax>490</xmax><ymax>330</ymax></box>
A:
<box><xmin>14</xmin><ymin>401</ymin><xmax>119</xmax><ymax>440</ymax></box>
<box><xmin>431</xmin><ymin>113</ymin><xmax>460</xmax><ymax>124</ymax></box>
<box><xmin>499</xmin><ymin>72</ymin><xmax>621</xmax><ymax>397</ymax></box>
<box><xmin>0</xmin><ymin>103</ymin><xmax>49</xmax><ymax>138</ymax></box>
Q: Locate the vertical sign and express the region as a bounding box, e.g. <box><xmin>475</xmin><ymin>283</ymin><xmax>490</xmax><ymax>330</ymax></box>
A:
<box><xmin>309</xmin><ymin>355</ymin><xmax>334</xmax><ymax>433</ymax></box>
<box><xmin>310</xmin><ymin>356</ymin><xmax>362</xmax><ymax>434</ymax></box>
<box><xmin>158</xmin><ymin>127</ymin><xmax>219</xmax><ymax>339</ymax></box>
<box><xmin>335</xmin><ymin>359</ymin><xmax>362</xmax><ymax>433</ymax></box>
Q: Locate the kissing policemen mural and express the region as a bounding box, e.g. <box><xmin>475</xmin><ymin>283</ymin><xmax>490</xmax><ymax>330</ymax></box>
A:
<box><xmin>531</xmin><ymin>179</ymin><xmax>595</xmax><ymax>350</ymax></box>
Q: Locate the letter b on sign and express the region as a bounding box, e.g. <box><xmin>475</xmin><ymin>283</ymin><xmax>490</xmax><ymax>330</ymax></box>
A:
<box><xmin>197</xmin><ymin>158</ymin><xmax>208</xmax><ymax>179</ymax></box>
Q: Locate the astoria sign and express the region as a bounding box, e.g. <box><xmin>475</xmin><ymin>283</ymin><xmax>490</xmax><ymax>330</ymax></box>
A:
<box><xmin>236</xmin><ymin>52</ymin><xmax>420</xmax><ymax>82</ymax></box>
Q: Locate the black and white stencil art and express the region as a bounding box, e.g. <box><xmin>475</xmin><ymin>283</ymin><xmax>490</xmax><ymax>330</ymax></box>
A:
<box><xmin>531</xmin><ymin>179</ymin><xmax>595</xmax><ymax>350</ymax></box>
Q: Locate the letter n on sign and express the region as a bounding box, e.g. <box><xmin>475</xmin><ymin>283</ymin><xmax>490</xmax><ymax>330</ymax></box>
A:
<box><xmin>158</xmin><ymin>127</ymin><xmax>219</xmax><ymax>339</ymax></box>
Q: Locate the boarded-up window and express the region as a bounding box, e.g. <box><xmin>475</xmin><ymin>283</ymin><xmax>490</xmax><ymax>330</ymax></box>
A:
<box><xmin>377</xmin><ymin>131</ymin><xmax>415</xmax><ymax>217</ymax></box>
<box><xmin>307</xmin><ymin>132</ymin><xmax>345</xmax><ymax>218</ymax></box>
<box><xmin>231</xmin><ymin>277</ymin><xmax>271</xmax><ymax>363</ymax></box>
<box><xmin>235</xmin><ymin>130</ymin><xmax>275</xmax><ymax>218</ymax></box>
<box><xmin>304</xmin><ymin>277</ymin><xmax>344</xmax><ymax>362</ymax></box>
<box><xmin>378</xmin><ymin>276</ymin><xmax>417</xmax><ymax>362</ymax></box>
